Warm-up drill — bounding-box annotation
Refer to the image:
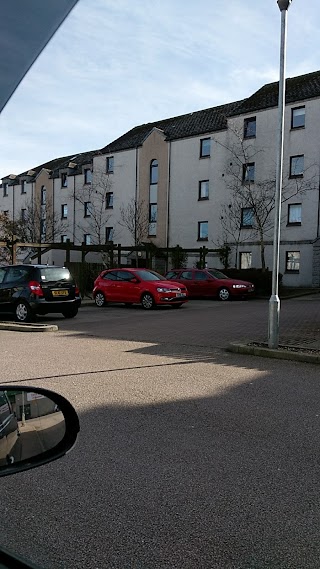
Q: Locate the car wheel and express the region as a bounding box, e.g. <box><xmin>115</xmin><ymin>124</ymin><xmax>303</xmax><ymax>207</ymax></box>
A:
<box><xmin>95</xmin><ymin>292</ymin><xmax>106</xmax><ymax>307</ymax></box>
<box><xmin>171</xmin><ymin>303</ymin><xmax>183</xmax><ymax>309</ymax></box>
<box><xmin>15</xmin><ymin>300</ymin><xmax>34</xmax><ymax>322</ymax></box>
<box><xmin>62</xmin><ymin>307</ymin><xmax>78</xmax><ymax>319</ymax></box>
<box><xmin>218</xmin><ymin>287</ymin><xmax>230</xmax><ymax>301</ymax></box>
<box><xmin>141</xmin><ymin>293</ymin><xmax>155</xmax><ymax>310</ymax></box>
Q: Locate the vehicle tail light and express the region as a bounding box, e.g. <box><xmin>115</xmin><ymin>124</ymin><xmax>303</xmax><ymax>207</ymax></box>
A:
<box><xmin>28</xmin><ymin>281</ymin><xmax>44</xmax><ymax>297</ymax></box>
<box><xmin>75</xmin><ymin>285</ymin><xmax>80</xmax><ymax>295</ymax></box>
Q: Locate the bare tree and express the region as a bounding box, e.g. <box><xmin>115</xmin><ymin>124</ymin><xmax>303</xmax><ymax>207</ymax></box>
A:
<box><xmin>119</xmin><ymin>198</ymin><xmax>150</xmax><ymax>245</ymax></box>
<box><xmin>119</xmin><ymin>198</ymin><xmax>150</xmax><ymax>266</ymax></box>
<box><xmin>216</xmin><ymin>123</ymin><xmax>316</xmax><ymax>270</ymax></box>
<box><xmin>0</xmin><ymin>212</ymin><xmax>17</xmax><ymax>263</ymax></box>
<box><xmin>73</xmin><ymin>169</ymin><xmax>114</xmax><ymax>266</ymax></box>
<box><xmin>17</xmin><ymin>195</ymin><xmax>66</xmax><ymax>244</ymax></box>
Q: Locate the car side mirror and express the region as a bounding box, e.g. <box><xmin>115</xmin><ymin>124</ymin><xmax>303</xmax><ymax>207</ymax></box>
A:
<box><xmin>130</xmin><ymin>277</ymin><xmax>139</xmax><ymax>283</ymax></box>
<box><xmin>0</xmin><ymin>385</ymin><xmax>79</xmax><ymax>477</ymax></box>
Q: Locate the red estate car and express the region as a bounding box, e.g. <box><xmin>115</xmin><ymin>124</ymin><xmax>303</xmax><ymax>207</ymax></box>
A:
<box><xmin>93</xmin><ymin>268</ymin><xmax>188</xmax><ymax>310</ymax></box>
<box><xmin>165</xmin><ymin>268</ymin><xmax>254</xmax><ymax>301</ymax></box>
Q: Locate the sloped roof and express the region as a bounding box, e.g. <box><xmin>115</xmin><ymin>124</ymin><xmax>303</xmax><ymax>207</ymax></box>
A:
<box><xmin>101</xmin><ymin>100</ymin><xmax>244</xmax><ymax>154</ymax></box>
<box><xmin>233</xmin><ymin>70</ymin><xmax>320</xmax><ymax>116</ymax></box>
<box><xmin>102</xmin><ymin>70</ymin><xmax>320</xmax><ymax>154</ymax></box>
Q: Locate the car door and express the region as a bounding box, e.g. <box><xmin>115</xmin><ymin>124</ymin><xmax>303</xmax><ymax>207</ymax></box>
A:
<box><xmin>99</xmin><ymin>270</ymin><xmax>118</xmax><ymax>301</ymax></box>
<box><xmin>193</xmin><ymin>270</ymin><xmax>212</xmax><ymax>297</ymax></box>
<box><xmin>0</xmin><ymin>266</ymin><xmax>29</xmax><ymax>311</ymax></box>
<box><xmin>113</xmin><ymin>270</ymin><xmax>139</xmax><ymax>302</ymax></box>
<box><xmin>177</xmin><ymin>270</ymin><xmax>195</xmax><ymax>295</ymax></box>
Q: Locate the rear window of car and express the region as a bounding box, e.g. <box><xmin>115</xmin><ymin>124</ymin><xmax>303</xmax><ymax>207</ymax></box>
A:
<box><xmin>166</xmin><ymin>271</ymin><xmax>180</xmax><ymax>280</ymax></box>
<box><xmin>39</xmin><ymin>268</ymin><xmax>73</xmax><ymax>283</ymax></box>
<box><xmin>135</xmin><ymin>270</ymin><xmax>163</xmax><ymax>281</ymax></box>
<box><xmin>207</xmin><ymin>269</ymin><xmax>229</xmax><ymax>279</ymax></box>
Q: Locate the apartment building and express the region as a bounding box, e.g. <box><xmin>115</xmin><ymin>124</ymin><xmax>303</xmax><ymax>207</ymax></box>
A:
<box><xmin>1</xmin><ymin>70</ymin><xmax>320</xmax><ymax>285</ymax></box>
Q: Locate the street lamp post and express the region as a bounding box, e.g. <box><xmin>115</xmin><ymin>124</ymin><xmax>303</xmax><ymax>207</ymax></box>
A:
<box><xmin>268</xmin><ymin>0</ymin><xmax>292</xmax><ymax>349</ymax></box>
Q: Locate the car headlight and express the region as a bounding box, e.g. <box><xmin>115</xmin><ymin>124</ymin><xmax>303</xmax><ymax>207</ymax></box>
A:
<box><xmin>232</xmin><ymin>284</ymin><xmax>247</xmax><ymax>289</ymax></box>
<box><xmin>157</xmin><ymin>287</ymin><xmax>176</xmax><ymax>293</ymax></box>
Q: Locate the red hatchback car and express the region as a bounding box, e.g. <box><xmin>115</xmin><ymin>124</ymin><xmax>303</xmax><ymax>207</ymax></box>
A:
<box><xmin>93</xmin><ymin>268</ymin><xmax>188</xmax><ymax>309</ymax></box>
<box><xmin>165</xmin><ymin>268</ymin><xmax>254</xmax><ymax>301</ymax></box>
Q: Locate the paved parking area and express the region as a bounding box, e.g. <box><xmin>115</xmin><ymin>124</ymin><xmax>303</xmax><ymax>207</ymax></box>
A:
<box><xmin>55</xmin><ymin>295</ymin><xmax>320</xmax><ymax>350</ymax></box>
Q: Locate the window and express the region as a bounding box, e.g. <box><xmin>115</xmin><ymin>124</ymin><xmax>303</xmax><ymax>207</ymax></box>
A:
<box><xmin>195</xmin><ymin>271</ymin><xmax>208</xmax><ymax>280</ymax></box>
<box><xmin>21</xmin><ymin>208</ymin><xmax>26</xmax><ymax>221</ymax></box>
<box><xmin>84</xmin><ymin>169</ymin><xmax>92</xmax><ymax>184</ymax></box>
<box><xmin>180</xmin><ymin>271</ymin><xmax>193</xmax><ymax>280</ymax></box>
<box><xmin>61</xmin><ymin>235</ymin><xmax>68</xmax><ymax>243</ymax></box>
<box><xmin>106</xmin><ymin>192</ymin><xmax>113</xmax><ymax>208</ymax></box>
<box><xmin>84</xmin><ymin>201</ymin><xmax>92</xmax><ymax>217</ymax></box>
<box><xmin>41</xmin><ymin>186</ymin><xmax>46</xmax><ymax>205</ymax></box>
<box><xmin>240</xmin><ymin>252</ymin><xmax>252</xmax><ymax>269</ymax></box>
<box><xmin>106</xmin><ymin>226</ymin><xmax>114</xmax><ymax>242</ymax></box>
<box><xmin>149</xmin><ymin>204</ymin><xmax>157</xmax><ymax>222</ymax></box>
<box><xmin>242</xmin><ymin>162</ymin><xmax>255</xmax><ymax>184</ymax></box>
<box><xmin>150</xmin><ymin>160</ymin><xmax>158</xmax><ymax>184</ymax></box>
<box><xmin>288</xmin><ymin>203</ymin><xmax>302</xmax><ymax>225</ymax></box>
<box><xmin>290</xmin><ymin>155</ymin><xmax>304</xmax><ymax>177</ymax></box>
<box><xmin>21</xmin><ymin>180</ymin><xmax>26</xmax><ymax>194</ymax></box>
<box><xmin>198</xmin><ymin>221</ymin><xmax>208</xmax><ymax>241</ymax></box>
<box><xmin>40</xmin><ymin>219</ymin><xmax>46</xmax><ymax>240</ymax></box>
<box><xmin>286</xmin><ymin>251</ymin><xmax>300</xmax><ymax>272</ymax></box>
<box><xmin>291</xmin><ymin>106</ymin><xmax>305</xmax><ymax>129</ymax></box>
<box><xmin>61</xmin><ymin>204</ymin><xmax>68</xmax><ymax>219</ymax></box>
<box><xmin>199</xmin><ymin>180</ymin><xmax>209</xmax><ymax>200</ymax></box>
<box><xmin>3</xmin><ymin>183</ymin><xmax>8</xmax><ymax>197</ymax></box>
<box><xmin>61</xmin><ymin>173</ymin><xmax>68</xmax><ymax>187</ymax></box>
<box><xmin>241</xmin><ymin>207</ymin><xmax>254</xmax><ymax>227</ymax></box>
<box><xmin>106</xmin><ymin>156</ymin><xmax>114</xmax><ymax>173</ymax></box>
<box><xmin>3</xmin><ymin>210</ymin><xmax>9</xmax><ymax>217</ymax></box>
<box><xmin>84</xmin><ymin>234</ymin><xmax>91</xmax><ymax>245</ymax></box>
<box><xmin>200</xmin><ymin>138</ymin><xmax>211</xmax><ymax>158</ymax></box>
<box><xmin>244</xmin><ymin>117</ymin><xmax>256</xmax><ymax>138</ymax></box>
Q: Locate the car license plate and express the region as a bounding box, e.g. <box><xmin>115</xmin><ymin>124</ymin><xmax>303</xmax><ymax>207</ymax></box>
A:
<box><xmin>52</xmin><ymin>290</ymin><xmax>68</xmax><ymax>297</ymax></box>
<box><xmin>176</xmin><ymin>293</ymin><xmax>186</xmax><ymax>297</ymax></box>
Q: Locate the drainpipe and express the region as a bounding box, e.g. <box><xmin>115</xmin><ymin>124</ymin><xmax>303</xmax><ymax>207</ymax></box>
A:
<box><xmin>73</xmin><ymin>174</ymin><xmax>76</xmax><ymax>243</ymax></box>
<box><xmin>166</xmin><ymin>141</ymin><xmax>171</xmax><ymax>250</ymax></box>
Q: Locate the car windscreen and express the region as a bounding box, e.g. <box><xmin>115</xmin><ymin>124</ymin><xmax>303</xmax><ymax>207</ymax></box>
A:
<box><xmin>135</xmin><ymin>270</ymin><xmax>164</xmax><ymax>281</ymax></box>
<box><xmin>39</xmin><ymin>268</ymin><xmax>73</xmax><ymax>283</ymax></box>
<box><xmin>207</xmin><ymin>269</ymin><xmax>229</xmax><ymax>280</ymax></box>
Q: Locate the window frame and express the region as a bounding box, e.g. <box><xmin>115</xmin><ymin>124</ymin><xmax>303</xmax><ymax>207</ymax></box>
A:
<box><xmin>241</xmin><ymin>207</ymin><xmax>254</xmax><ymax>228</ymax></box>
<box><xmin>197</xmin><ymin>221</ymin><xmax>208</xmax><ymax>241</ymax></box>
<box><xmin>242</xmin><ymin>162</ymin><xmax>255</xmax><ymax>184</ymax></box>
<box><xmin>285</xmin><ymin>251</ymin><xmax>300</xmax><ymax>273</ymax></box>
<box><xmin>290</xmin><ymin>155</ymin><xmax>304</xmax><ymax>178</ymax></box>
<box><xmin>105</xmin><ymin>226</ymin><xmax>114</xmax><ymax>242</ymax></box>
<box><xmin>61</xmin><ymin>173</ymin><xmax>68</xmax><ymax>188</ymax></box>
<box><xmin>84</xmin><ymin>168</ymin><xmax>92</xmax><ymax>185</ymax></box>
<box><xmin>287</xmin><ymin>203</ymin><xmax>302</xmax><ymax>226</ymax></box>
<box><xmin>200</xmin><ymin>138</ymin><xmax>211</xmax><ymax>158</ymax></box>
<box><xmin>84</xmin><ymin>201</ymin><xmax>92</xmax><ymax>218</ymax></box>
<box><xmin>243</xmin><ymin>116</ymin><xmax>256</xmax><ymax>139</ymax></box>
<box><xmin>150</xmin><ymin>159</ymin><xmax>159</xmax><ymax>185</ymax></box>
<box><xmin>291</xmin><ymin>106</ymin><xmax>305</xmax><ymax>129</ymax></box>
<box><xmin>61</xmin><ymin>204</ymin><xmax>68</xmax><ymax>219</ymax></box>
<box><xmin>239</xmin><ymin>252</ymin><xmax>252</xmax><ymax>270</ymax></box>
<box><xmin>105</xmin><ymin>192</ymin><xmax>113</xmax><ymax>209</ymax></box>
<box><xmin>106</xmin><ymin>156</ymin><xmax>114</xmax><ymax>174</ymax></box>
<box><xmin>198</xmin><ymin>180</ymin><xmax>209</xmax><ymax>201</ymax></box>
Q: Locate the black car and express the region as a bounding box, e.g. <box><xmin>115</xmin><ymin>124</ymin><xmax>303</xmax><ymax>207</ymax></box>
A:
<box><xmin>0</xmin><ymin>264</ymin><xmax>81</xmax><ymax>322</ymax></box>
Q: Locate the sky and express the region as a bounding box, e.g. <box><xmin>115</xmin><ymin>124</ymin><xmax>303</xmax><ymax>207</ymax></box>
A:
<box><xmin>1</xmin><ymin>0</ymin><xmax>319</xmax><ymax>179</ymax></box>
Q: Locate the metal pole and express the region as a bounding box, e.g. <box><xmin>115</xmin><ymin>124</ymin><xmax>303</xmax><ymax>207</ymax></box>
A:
<box><xmin>268</xmin><ymin>1</ymin><xmax>291</xmax><ymax>349</ymax></box>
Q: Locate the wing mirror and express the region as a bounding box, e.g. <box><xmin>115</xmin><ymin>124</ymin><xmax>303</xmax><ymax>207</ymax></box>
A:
<box><xmin>0</xmin><ymin>386</ymin><xmax>79</xmax><ymax>477</ymax></box>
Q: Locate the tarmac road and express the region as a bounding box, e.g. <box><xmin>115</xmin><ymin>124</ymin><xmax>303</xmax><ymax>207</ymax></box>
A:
<box><xmin>1</xmin><ymin>299</ymin><xmax>320</xmax><ymax>568</ymax></box>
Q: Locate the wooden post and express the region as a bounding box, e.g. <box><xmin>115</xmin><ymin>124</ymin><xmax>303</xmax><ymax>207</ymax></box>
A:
<box><xmin>117</xmin><ymin>243</ymin><xmax>121</xmax><ymax>267</ymax></box>
<box><xmin>65</xmin><ymin>239</ymin><xmax>71</xmax><ymax>265</ymax></box>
